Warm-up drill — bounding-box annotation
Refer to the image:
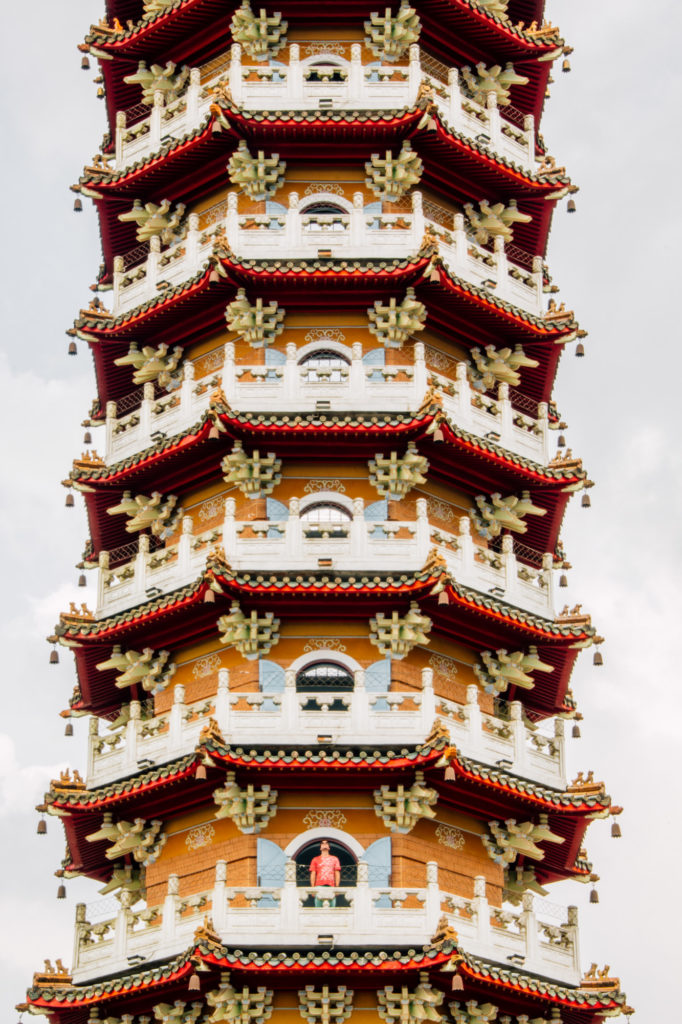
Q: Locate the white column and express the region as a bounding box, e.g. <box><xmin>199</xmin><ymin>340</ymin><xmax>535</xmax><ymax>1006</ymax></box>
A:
<box><xmin>114</xmin><ymin>889</ymin><xmax>134</xmax><ymax>960</ymax></box>
<box><xmin>145</xmin><ymin>235</ymin><xmax>160</xmax><ymax>300</ymax></box>
<box><xmin>286</xmin><ymin>192</ymin><xmax>301</xmax><ymax>251</ymax></box>
<box><xmin>448</xmin><ymin>67</ymin><xmax>462</xmax><ymax>128</ymax></box>
<box><xmin>498</xmin><ymin>382</ymin><xmax>512</xmax><ymax>448</ymax></box>
<box><xmin>493</xmin><ymin>234</ymin><xmax>508</xmax><ymax>300</ymax></box>
<box><xmin>354</xmin><ymin>860</ymin><xmax>371</xmax><ymax>933</ymax></box>
<box><xmin>213</xmin><ymin>861</ymin><xmax>228</xmax><ymax>931</ymax></box>
<box><xmin>520</xmin><ymin>891</ymin><xmax>539</xmax><ymax>965</ymax></box>
<box><xmin>229</xmin><ymin>44</ymin><xmax>243</xmax><ymax>104</ymax></box>
<box><xmin>105</xmin><ymin>399</ymin><xmax>118</xmax><ymax>458</ymax></box>
<box><xmin>421</xmin><ymin>667</ymin><xmax>435</xmax><ymax>725</ymax></box>
<box><xmin>226</xmin><ymin>191</ymin><xmax>239</xmax><ymax>249</ymax></box>
<box><xmin>281</xmin><ymin>859</ymin><xmax>298</xmax><ymax>931</ymax></box>
<box><xmin>350</xmin><ymin>497</ymin><xmax>365</xmax><ymax>559</ymax></box>
<box><xmin>542</xmin><ymin>551</ymin><xmax>555</xmax><ymax>616</ymax></box>
<box><xmin>223</xmin><ymin>341</ymin><xmax>236</xmax><ymax>403</ymax></box>
<box><xmin>472</xmin><ymin>875</ymin><xmax>491</xmax><ymax>946</ymax></box>
<box><xmin>537</xmin><ymin>401</ymin><xmax>550</xmax><ymax>463</ymax></box>
<box><xmin>112</xmin><ymin>255</ymin><xmax>124</xmax><ymax>314</ymax></box>
<box><xmin>413</xmin><ymin>342</ymin><xmax>426</xmax><ymax>407</ymax></box>
<box><xmin>285</xmin><ymin>498</ymin><xmax>302</xmax><ymax>558</ymax></box>
<box><xmin>216</xmin><ymin>669</ymin><xmax>230</xmax><ymax>734</ymax></box>
<box><xmin>500</xmin><ymin>534</ymin><xmax>517</xmax><ymax>603</ymax></box>
<box><xmin>408</xmin><ymin>45</ymin><xmax>421</xmax><ymax>104</ymax></box>
<box><xmin>523</xmin><ymin>114</ymin><xmax>535</xmax><ymax>165</ymax></box>
<box><xmin>350</xmin><ymin>341</ymin><xmax>365</xmax><ymax>400</ymax></box>
<box><xmin>352</xmin><ymin>668</ymin><xmax>368</xmax><ymax>735</ymax></box>
<box><xmin>486</xmin><ymin>90</ymin><xmax>501</xmax><ymax>150</ymax></box>
<box><xmin>465</xmin><ymin>683</ymin><xmax>483</xmax><ymax>756</ymax></box>
<box><xmin>223</xmin><ymin>497</ymin><xmax>237</xmax><ymax>561</ymax></box>
<box><xmin>553</xmin><ymin>717</ymin><xmax>566</xmax><ymax>785</ymax></box>
<box><xmin>350</xmin><ymin>192</ymin><xmax>364</xmax><ymax>248</ymax></box>
<box><xmin>186</xmin><ymin>67</ymin><xmax>200</xmax><ymax>121</ymax></box>
<box><xmin>150</xmin><ymin>91</ymin><xmax>164</xmax><ymax>151</ymax></box>
<box><xmin>425</xmin><ymin>861</ymin><xmax>440</xmax><ymax>932</ymax></box>
<box><xmin>411</xmin><ymin>190</ymin><xmax>424</xmax><ymax>247</ymax></box>
<box><xmin>180</xmin><ymin>357</ymin><xmax>195</xmax><ymax>425</ymax></box>
<box><xmin>509</xmin><ymin>700</ymin><xmax>528</xmax><ymax>775</ymax></box>
<box><xmin>415</xmin><ymin>498</ymin><xmax>429</xmax><ymax>560</ymax></box>
<box><xmin>160</xmin><ymin>875</ymin><xmax>179</xmax><ymax>945</ymax></box>
<box><xmin>177</xmin><ymin>515</ymin><xmax>193</xmax><ymax>574</ymax></box>
<box><xmin>134</xmin><ymin>534</ymin><xmax>150</xmax><ymax>603</ymax></box>
<box><xmin>169</xmin><ymin>684</ymin><xmax>185</xmax><ymax>749</ymax></box>
<box><xmin>115</xmin><ymin>111</ymin><xmax>126</xmax><ymax>168</ymax></box>
<box><xmin>452</xmin><ymin>213</ymin><xmax>468</xmax><ymax>272</ymax></box>
<box><xmin>97</xmin><ymin>549</ymin><xmax>109</xmax><ymax>613</ymax></box>
<box><xmin>349</xmin><ymin>44</ymin><xmax>363</xmax><ymax>105</ymax></box>
<box><xmin>289</xmin><ymin>44</ymin><xmax>303</xmax><ymax>105</ymax></box>
<box><xmin>283</xmin><ymin>670</ymin><xmax>298</xmax><ymax>732</ymax></box>
<box><xmin>186</xmin><ymin>212</ymin><xmax>200</xmax><ymax>272</ymax></box>
<box><xmin>123</xmin><ymin>700</ymin><xmax>141</xmax><ymax>773</ymax></box>
<box><xmin>86</xmin><ymin>717</ymin><xmax>99</xmax><ymax>782</ymax></box>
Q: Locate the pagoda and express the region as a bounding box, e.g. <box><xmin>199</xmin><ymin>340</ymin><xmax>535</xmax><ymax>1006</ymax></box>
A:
<box><xmin>22</xmin><ymin>2</ymin><xmax>631</xmax><ymax>1023</ymax></box>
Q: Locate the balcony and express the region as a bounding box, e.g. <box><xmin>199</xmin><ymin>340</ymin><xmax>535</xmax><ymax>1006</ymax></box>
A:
<box><xmin>94</xmin><ymin>498</ymin><xmax>556</xmax><ymax>620</ymax></box>
<box><xmin>86</xmin><ymin>671</ymin><xmax>565</xmax><ymax>791</ymax></box>
<box><xmin>114</xmin><ymin>44</ymin><xmax>535</xmax><ymax>175</ymax></box>
<box><xmin>71</xmin><ymin>864</ymin><xmax>580</xmax><ymax>986</ymax></box>
<box><xmin>104</xmin><ymin>344</ymin><xmax>550</xmax><ymax>468</ymax></box>
<box><xmin>111</xmin><ymin>193</ymin><xmax>544</xmax><ymax>319</ymax></box>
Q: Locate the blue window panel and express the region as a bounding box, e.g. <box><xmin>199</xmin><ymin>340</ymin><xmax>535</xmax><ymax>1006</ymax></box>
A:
<box><xmin>264</xmin><ymin>346</ymin><xmax>286</xmax><ymax>381</ymax></box>
<box><xmin>364</xmin><ymin>836</ymin><xmax>392</xmax><ymax>905</ymax></box>
<box><xmin>364</xmin><ymin>498</ymin><xmax>389</xmax><ymax>538</ymax></box>
<box><xmin>365</xmin><ymin>658</ymin><xmax>391</xmax><ymax>711</ymax></box>
<box><xmin>259</xmin><ymin>659</ymin><xmax>285</xmax><ymax>711</ymax></box>
<box><xmin>363</xmin><ymin>347</ymin><xmax>385</xmax><ymax>382</ymax></box>
<box><xmin>266</xmin><ymin>498</ymin><xmax>288</xmax><ymax>538</ymax></box>
<box><xmin>257</xmin><ymin>837</ymin><xmax>286</xmax><ymax>904</ymax></box>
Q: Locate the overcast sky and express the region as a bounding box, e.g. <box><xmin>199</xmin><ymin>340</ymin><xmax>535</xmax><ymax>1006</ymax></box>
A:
<box><xmin>1</xmin><ymin>1</ymin><xmax>679</xmax><ymax>1020</ymax></box>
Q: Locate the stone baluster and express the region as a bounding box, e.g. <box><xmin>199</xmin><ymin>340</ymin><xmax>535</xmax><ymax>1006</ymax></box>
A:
<box><xmin>281</xmin><ymin>859</ymin><xmax>298</xmax><ymax>930</ymax></box>
<box><xmin>520</xmin><ymin>890</ymin><xmax>539</xmax><ymax>966</ymax></box>
<box><xmin>523</xmin><ymin>113</ymin><xmax>535</xmax><ymax>165</ymax></box>
<box><xmin>160</xmin><ymin>874</ymin><xmax>179</xmax><ymax>946</ymax></box>
<box><xmin>542</xmin><ymin>551</ymin><xmax>555</xmax><ymax>615</ymax></box>
<box><xmin>73</xmin><ymin>903</ymin><xmax>89</xmax><ymax>971</ymax></box>
<box><xmin>114</xmin><ymin>889</ymin><xmax>134</xmax><ymax>961</ymax></box>
<box><xmin>285</xmin><ymin>497</ymin><xmax>303</xmax><ymax>559</ymax></box>
<box><xmin>178</xmin><ymin>515</ymin><xmax>193</xmax><ymax>573</ymax></box>
<box><xmin>283</xmin><ymin>669</ymin><xmax>298</xmax><ymax>731</ymax></box>
<box><xmin>351</xmin><ymin>497</ymin><xmax>365</xmax><ymax>558</ymax></box>
<box><xmin>465</xmin><ymin>683</ymin><xmax>483</xmax><ymax>755</ymax></box>
<box><xmin>532</xmin><ymin>254</ymin><xmax>544</xmax><ymax>313</ymax></box>
<box><xmin>286</xmin><ymin>191</ymin><xmax>301</xmax><ymax>250</ymax></box>
<box><xmin>86</xmin><ymin>716</ymin><xmax>99</xmax><ymax>782</ymax></box>
<box><xmin>420</xmin><ymin>667</ymin><xmax>435</xmax><ymax>727</ymax></box>
<box><xmin>452</xmin><ymin>212</ymin><xmax>468</xmax><ymax>272</ymax></box>
<box><xmin>149</xmin><ymin>90</ymin><xmax>164</xmax><ymax>151</ymax></box>
<box><xmin>566</xmin><ymin>905</ymin><xmax>580</xmax><ymax>977</ymax></box>
<box><xmin>229</xmin><ymin>43</ymin><xmax>243</xmax><ymax>104</ymax></box>
<box><xmin>139</xmin><ymin>382</ymin><xmax>155</xmax><ymax>449</ymax></box>
<box><xmin>105</xmin><ymin>398</ymin><xmax>118</xmax><ymax>456</ymax></box>
<box><xmin>350</xmin><ymin>191</ymin><xmax>364</xmax><ymax>248</ymax></box>
<box><xmin>493</xmin><ymin>234</ymin><xmax>508</xmax><ymax>300</ymax></box>
<box><xmin>216</xmin><ymin>668</ymin><xmax>230</xmax><ymax>734</ymax></box>
<box><xmin>351</xmin><ymin>668</ymin><xmax>368</xmax><ymax>734</ymax></box>
<box><xmin>212</xmin><ymin>860</ymin><xmax>228</xmax><ymax>931</ymax></box>
<box><xmin>223</xmin><ymin>497</ymin><xmax>237</xmax><ymax>560</ymax></box>
<box><xmin>458</xmin><ymin>515</ymin><xmax>474</xmax><ymax>577</ymax></box>
<box><xmin>415</xmin><ymin>497</ymin><xmax>429</xmax><ymax>559</ymax></box>
<box><xmin>553</xmin><ymin>716</ymin><xmax>565</xmax><ymax>783</ymax></box>
<box><xmin>112</xmin><ymin>255</ymin><xmax>124</xmax><ymax>314</ymax></box>
<box><xmin>486</xmin><ymin>90</ymin><xmax>501</xmax><ymax>150</ymax></box>
<box><xmin>448</xmin><ymin>66</ymin><xmax>463</xmax><ymax>127</ymax></box>
<box><xmin>354</xmin><ymin>860</ymin><xmax>371</xmax><ymax>931</ymax></box>
<box><xmin>497</xmin><ymin>382</ymin><xmax>513</xmax><ymax>450</ymax></box>
<box><xmin>115</xmin><ymin>110</ymin><xmax>126</xmax><ymax>168</ymax></box>
<box><xmin>135</xmin><ymin>533</ymin><xmax>150</xmax><ymax>601</ymax></box>
<box><xmin>226</xmin><ymin>191</ymin><xmax>239</xmax><ymax>249</ymax></box>
<box><xmin>145</xmin><ymin>234</ymin><xmax>160</xmax><ymax>300</ymax></box>
<box><xmin>180</xmin><ymin>356</ymin><xmax>195</xmax><ymax>422</ymax></box>
<box><xmin>472</xmin><ymin>875</ymin><xmax>491</xmax><ymax>947</ymax></box>
<box><xmin>97</xmin><ymin>548</ymin><xmax>109</xmax><ymax>613</ymax></box>
<box><xmin>413</xmin><ymin>341</ymin><xmax>426</xmax><ymax>405</ymax></box>
<box><xmin>500</xmin><ymin>533</ymin><xmax>517</xmax><ymax>602</ymax></box>
<box><xmin>223</xmin><ymin>341</ymin><xmax>236</xmax><ymax>402</ymax></box>
<box><xmin>408</xmin><ymin>44</ymin><xmax>421</xmax><ymax>103</ymax></box>
<box><xmin>508</xmin><ymin>700</ymin><xmax>528</xmax><ymax>774</ymax></box>
<box><xmin>425</xmin><ymin>861</ymin><xmax>440</xmax><ymax>932</ymax></box>
<box><xmin>186</xmin><ymin>212</ymin><xmax>200</xmax><ymax>272</ymax></box>
<box><xmin>289</xmin><ymin>44</ymin><xmax>303</xmax><ymax>104</ymax></box>
<box><xmin>284</xmin><ymin>342</ymin><xmax>298</xmax><ymax>402</ymax></box>
<box><xmin>186</xmin><ymin>67</ymin><xmax>200</xmax><ymax>121</ymax></box>
<box><xmin>349</xmin><ymin>44</ymin><xmax>363</xmax><ymax>105</ymax></box>
<box><xmin>124</xmin><ymin>700</ymin><xmax>141</xmax><ymax>772</ymax></box>
<box><xmin>537</xmin><ymin>401</ymin><xmax>549</xmax><ymax>463</ymax></box>
<box><xmin>349</xmin><ymin>341</ymin><xmax>364</xmax><ymax>399</ymax></box>
<box><xmin>411</xmin><ymin>189</ymin><xmax>424</xmax><ymax>248</ymax></box>
<box><xmin>169</xmin><ymin>684</ymin><xmax>185</xmax><ymax>748</ymax></box>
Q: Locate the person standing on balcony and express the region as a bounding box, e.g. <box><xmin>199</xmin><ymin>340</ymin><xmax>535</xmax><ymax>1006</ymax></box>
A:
<box><xmin>310</xmin><ymin>839</ymin><xmax>341</xmax><ymax>906</ymax></box>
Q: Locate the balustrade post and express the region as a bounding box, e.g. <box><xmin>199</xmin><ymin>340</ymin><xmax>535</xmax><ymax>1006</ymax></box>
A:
<box><xmin>229</xmin><ymin>44</ymin><xmax>243</xmax><ymax>104</ymax></box>
<box><xmin>115</xmin><ymin>111</ymin><xmax>126</xmax><ymax>168</ymax></box>
<box><xmin>413</xmin><ymin>341</ymin><xmax>426</xmax><ymax>405</ymax></box>
<box><xmin>509</xmin><ymin>700</ymin><xmax>528</xmax><ymax>774</ymax></box>
<box><xmin>161</xmin><ymin>875</ymin><xmax>179</xmax><ymax>945</ymax></box>
<box><xmin>486</xmin><ymin>90</ymin><xmax>501</xmax><ymax>150</ymax></box>
<box><xmin>497</xmin><ymin>382</ymin><xmax>512</xmax><ymax>448</ymax></box>
<box><xmin>520</xmin><ymin>890</ymin><xmax>539</xmax><ymax>966</ymax></box>
<box><xmin>531</xmin><ymin>254</ymin><xmax>544</xmax><ymax>313</ymax></box>
<box><xmin>349</xmin><ymin>44</ymin><xmax>363</xmax><ymax>105</ymax></box>
<box><xmin>186</xmin><ymin>67</ymin><xmax>200</xmax><ymax>121</ymax></box>
<box><xmin>523</xmin><ymin>113</ymin><xmax>535</xmax><ymax>165</ymax></box>
<box><xmin>281</xmin><ymin>859</ymin><xmax>298</xmax><ymax>931</ymax></box>
<box><xmin>408</xmin><ymin>45</ymin><xmax>421</xmax><ymax>103</ymax></box>
<box><xmin>135</xmin><ymin>533</ymin><xmax>150</xmax><ymax>602</ymax></box>
<box><xmin>493</xmin><ymin>234</ymin><xmax>509</xmax><ymax>300</ymax></box>
<box><xmin>178</xmin><ymin>514</ymin><xmax>193</xmax><ymax>573</ymax></box>
<box><xmin>216</xmin><ymin>669</ymin><xmax>230</xmax><ymax>734</ymax></box>
<box><xmin>286</xmin><ymin>192</ymin><xmax>301</xmax><ymax>250</ymax></box>
<box><xmin>350</xmin><ymin>192</ymin><xmax>364</xmax><ymax>248</ymax></box>
<box><xmin>226</xmin><ymin>191</ymin><xmax>239</xmax><ymax>250</ymax></box>
<box><xmin>283</xmin><ymin>669</ymin><xmax>298</xmax><ymax>731</ymax></box>
<box><xmin>146</xmin><ymin>235</ymin><xmax>160</xmax><ymax>300</ymax></box>
<box><xmin>124</xmin><ymin>700</ymin><xmax>141</xmax><ymax>773</ymax></box>
<box><xmin>452</xmin><ymin>212</ymin><xmax>468</xmax><ymax>272</ymax></box>
<box><xmin>169</xmin><ymin>684</ymin><xmax>185</xmax><ymax>748</ymax></box>
<box><xmin>105</xmin><ymin>398</ymin><xmax>118</xmax><ymax>457</ymax></box>
<box><xmin>351</xmin><ymin>497</ymin><xmax>365</xmax><ymax>560</ymax></box>
<box><xmin>223</xmin><ymin>341</ymin><xmax>236</xmax><ymax>402</ymax></box>
<box><xmin>458</xmin><ymin>515</ymin><xmax>474</xmax><ymax>575</ymax></box>
<box><xmin>289</xmin><ymin>44</ymin><xmax>303</xmax><ymax>105</ymax></box>
<box><xmin>420</xmin><ymin>668</ymin><xmax>435</xmax><ymax>726</ymax></box>
<box><xmin>223</xmin><ymin>497</ymin><xmax>237</xmax><ymax>560</ymax></box>
<box><xmin>566</xmin><ymin>905</ymin><xmax>580</xmax><ymax>977</ymax></box>
<box><xmin>86</xmin><ymin>717</ymin><xmax>99</xmax><ymax>783</ymax></box>
<box><xmin>448</xmin><ymin>67</ymin><xmax>463</xmax><ymax>127</ymax></box>
<box><xmin>351</xmin><ymin>668</ymin><xmax>367</xmax><ymax>734</ymax></box>
<box><xmin>181</xmin><ymin>357</ymin><xmax>195</xmax><ymax>420</ymax></box>
<box><xmin>542</xmin><ymin>551</ymin><xmax>555</xmax><ymax>616</ymax></box>
<box><xmin>553</xmin><ymin>717</ymin><xmax>566</xmax><ymax>783</ymax></box>
<box><xmin>472</xmin><ymin>875</ymin><xmax>491</xmax><ymax>946</ymax></box>
<box><xmin>150</xmin><ymin>90</ymin><xmax>164</xmax><ymax>151</ymax></box>
<box><xmin>73</xmin><ymin>903</ymin><xmax>88</xmax><ymax>972</ymax></box>
<box><xmin>355</xmin><ymin>860</ymin><xmax>371</xmax><ymax>933</ymax></box>
<box><xmin>425</xmin><ymin>861</ymin><xmax>439</xmax><ymax>932</ymax></box>
<box><xmin>212</xmin><ymin>861</ymin><xmax>228</xmax><ymax>931</ymax></box>
<box><xmin>283</xmin><ymin>342</ymin><xmax>298</xmax><ymax>402</ymax></box>
<box><xmin>349</xmin><ymin>341</ymin><xmax>364</xmax><ymax>399</ymax></box>
<box><xmin>415</xmin><ymin>497</ymin><xmax>429</xmax><ymax>560</ymax></box>
<box><xmin>501</xmin><ymin>534</ymin><xmax>516</xmax><ymax>603</ymax></box>
<box><xmin>465</xmin><ymin>683</ymin><xmax>483</xmax><ymax>754</ymax></box>
<box><xmin>411</xmin><ymin>190</ymin><xmax>424</xmax><ymax>249</ymax></box>
<box><xmin>537</xmin><ymin>401</ymin><xmax>550</xmax><ymax>463</ymax></box>
<box><xmin>97</xmin><ymin>549</ymin><xmax>109</xmax><ymax>614</ymax></box>
<box><xmin>286</xmin><ymin>498</ymin><xmax>303</xmax><ymax>559</ymax></box>
<box><xmin>112</xmin><ymin>255</ymin><xmax>124</xmax><ymax>315</ymax></box>
<box><xmin>186</xmin><ymin>212</ymin><xmax>200</xmax><ymax>272</ymax></box>
<box><xmin>114</xmin><ymin>889</ymin><xmax>133</xmax><ymax>961</ymax></box>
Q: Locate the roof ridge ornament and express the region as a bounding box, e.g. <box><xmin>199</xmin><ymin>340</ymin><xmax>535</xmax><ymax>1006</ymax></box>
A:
<box><xmin>221</xmin><ymin>441</ymin><xmax>283</xmax><ymax>497</ymax></box>
<box><xmin>123</xmin><ymin>60</ymin><xmax>189</xmax><ymax>106</ymax></box>
<box><xmin>364</xmin><ymin>2</ymin><xmax>421</xmax><ymax>63</ymax></box>
<box><xmin>227</xmin><ymin>140</ymin><xmax>286</xmax><ymax>200</ymax></box>
<box><xmin>230</xmin><ymin>1</ymin><xmax>288</xmax><ymax>62</ymax></box>
<box><xmin>460</xmin><ymin>61</ymin><xmax>528</xmax><ymax>107</ymax></box>
<box><xmin>119</xmin><ymin>198</ymin><xmax>187</xmax><ymax>246</ymax></box>
<box><xmin>463</xmin><ymin>199</ymin><xmax>531</xmax><ymax>246</ymax></box>
<box><xmin>368</xmin><ymin>288</ymin><xmax>426</xmax><ymax>348</ymax></box>
<box><xmin>96</xmin><ymin>645</ymin><xmax>176</xmax><ymax>693</ymax></box>
<box><xmin>365</xmin><ymin>141</ymin><xmax>423</xmax><ymax>202</ymax></box>
<box><xmin>225</xmin><ymin>289</ymin><xmax>285</xmax><ymax>349</ymax></box>
<box><xmin>473</xmin><ymin>647</ymin><xmax>553</xmax><ymax>695</ymax></box>
<box><xmin>217</xmin><ymin>601</ymin><xmax>281</xmax><ymax>660</ymax></box>
<box><xmin>374</xmin><ymin>772</ymin><xmax>438</xmax><ymax>834</ymax></box>
<box><xmin>213</xmin><ymin>770</ymin><xmax>278</xmax><ymax>832</ymax></box>
<box><xmin>377</xmin><ymin>972</ymin><xmax>444</xmax><ymax>1022</ymax></box>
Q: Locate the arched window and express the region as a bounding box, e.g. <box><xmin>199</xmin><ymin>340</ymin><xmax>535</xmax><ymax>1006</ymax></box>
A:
<box><xmin>300</xmin><ymin>501</ymin><xmax>351</xmax><ymax>534</ymax></box>
<box><xmin>305</xmin><ymin>60</ymin><xmax>347</xmax><ymax>83</ymax></box>
<box><xmin>303</xmin><ymin>202</ymin><xmax>346</xmax><ymax>216</ymax></box>
<box><xmin>296</xmin><ymin>660</ymin><xmax>354</xmax><ymax>712</ymax></box>
<box><xmin>296</xmin><ymin>838</ymin><xmax>357</xmax><ymax>905</ymax></box>
<box><xmin>299</xmin><ymin>349</ymin><xmax>350</xmax><ymax>382</ymax></box>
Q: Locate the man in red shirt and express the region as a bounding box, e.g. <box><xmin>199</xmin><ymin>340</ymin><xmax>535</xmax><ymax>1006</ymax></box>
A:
<box><xmin>309</xmin><ymin>840</ymin><xmax>341</xmax><ymax>905</ymax></box>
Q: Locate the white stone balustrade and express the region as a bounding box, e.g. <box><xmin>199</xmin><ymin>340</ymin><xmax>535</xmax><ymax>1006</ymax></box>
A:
<box><xmin>86</xmin><ymin>672</ymin><xmax>565</xmax><ymax>791</ymax></box>
<box><xmin>94</xmin><ymin>498</ymin><xmax>555</xmax><ymax>619</ymax></box>
<box><xmin>115</xmin><ymin>46</ymin><xmax>535</xmax><ymax>174</ymax></box>
<box><xmin>104</xmin><ymin>344</ymin><xmax>549</xmax><ymax>467</ymax></box>
<box><xmin>111</xmin><ymin>195</ymin><xmax>543</xmax><ymax>318</ymax></box>
<box><xmin>72</xmin><ymin>865</ymin><xmax>579</xmax><ymax>986</ymax></box>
